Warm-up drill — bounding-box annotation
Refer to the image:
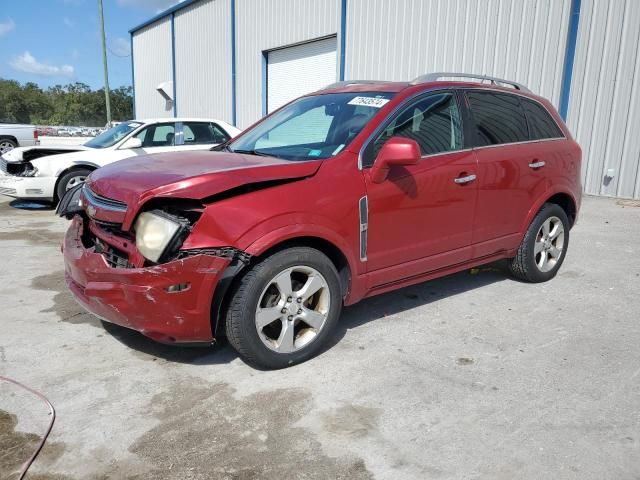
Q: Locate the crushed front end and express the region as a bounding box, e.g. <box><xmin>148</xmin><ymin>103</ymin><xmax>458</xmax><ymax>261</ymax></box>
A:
<box><xmin>59</xmin><ymin>184</ymin><xmax>248</xmax><ymax>344</ymax></box>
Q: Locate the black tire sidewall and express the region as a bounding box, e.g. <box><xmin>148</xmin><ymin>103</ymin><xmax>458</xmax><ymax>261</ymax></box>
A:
<box><xmin>522</xmin><ymin>204</ymin><xmax>570</xmax><ymax>282</ymax></box>
<box><xmin>228</xmin><ymin>248</ymin><xmax>342</xmax><ymax>369</ymax></box>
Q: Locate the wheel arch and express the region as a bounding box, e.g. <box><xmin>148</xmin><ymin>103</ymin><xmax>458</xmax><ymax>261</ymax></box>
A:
<box><xmin>0</xmin><ymin>135</ymin><xmax>18</xmax><ymax>143</ymax></box>
<box><xmin>521</xmin><ymin>188</ymin><xmax>579</xmax><ymax>235</ymax></box>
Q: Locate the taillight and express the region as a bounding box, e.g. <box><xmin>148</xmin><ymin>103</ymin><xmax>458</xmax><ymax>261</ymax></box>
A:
<box><xmin>34</xmin><ymin>129</ymin><xmax>39</xmax><ymax>140</ymax></box>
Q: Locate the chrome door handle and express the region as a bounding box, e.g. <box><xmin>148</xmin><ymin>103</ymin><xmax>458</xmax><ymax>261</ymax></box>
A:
<box><xmin>529</xmin><ymin>160</ymin><xmax>546</xmax><ymax>169</ymax></box>
<box><xmin>454</xmin><ymin>174</ymin><xmax>476</xmax><ymax>184</ymax></box>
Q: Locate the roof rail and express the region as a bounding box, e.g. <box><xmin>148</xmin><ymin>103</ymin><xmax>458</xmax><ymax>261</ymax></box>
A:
<box><xmin>410</xmin><ymin>72</ymin><xmax>531</xmax><ymax>92</ymax></box>
<box><xmin>321</xmin><ymin>80</ymin><xmax>390</xmax><ymax>90</ymax></box>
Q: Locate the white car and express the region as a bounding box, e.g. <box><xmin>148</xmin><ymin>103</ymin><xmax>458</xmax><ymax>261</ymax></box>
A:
<box><xmin>0</xmin><ymin>123</ymin><xmax>39</xmax><ymax>154</ymax></box>
<box><xmin>0</xmin><ymin>118</ymin><xmax>240</xmax><ymax>202</ymax></box>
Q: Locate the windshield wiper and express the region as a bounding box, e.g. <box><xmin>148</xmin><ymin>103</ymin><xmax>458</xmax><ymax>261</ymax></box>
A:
<box><xmin>231</xmin><ymin>149</ymin><xmax>276</xmax><ymax>158</ymax></box>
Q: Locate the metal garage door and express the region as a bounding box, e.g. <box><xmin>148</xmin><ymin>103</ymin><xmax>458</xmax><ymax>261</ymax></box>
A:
<box><xmin>266</xmin><ymin>37</ymin><xmax>337</xmax><ymax>113</ymax></box>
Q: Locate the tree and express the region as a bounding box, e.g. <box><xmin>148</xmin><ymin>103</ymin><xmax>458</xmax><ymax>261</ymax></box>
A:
<box><xmin>0</xmin><ymin>78</ymin><xmax>133</xmax><ymax>126</ymax></box>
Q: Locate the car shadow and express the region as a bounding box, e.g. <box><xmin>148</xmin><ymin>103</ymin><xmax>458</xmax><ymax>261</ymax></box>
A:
<box><xmin>100</xmin><ymin>261</ymin><xmax>510</xmax><ymax>367</ymax></box>
<box><xmin>9</xmin><ymin>199</ymin><xmax>54</xmax><ymax>210</ymax></box>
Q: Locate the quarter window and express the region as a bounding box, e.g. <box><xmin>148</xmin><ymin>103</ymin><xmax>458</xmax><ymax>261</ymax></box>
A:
<box><xmin>467</xmin><ymin>91</ymin><xmax>529</xmax><ymax>146</ymax></box>
<box><xmin>520</xmin><ymin>98</ymin><xmax>564</xmax><ymax>140</ymax></box>
<box><xmin>365</xmin><ymin>92</ymin><xmax>463</xmax><ymax>166</ymax></box>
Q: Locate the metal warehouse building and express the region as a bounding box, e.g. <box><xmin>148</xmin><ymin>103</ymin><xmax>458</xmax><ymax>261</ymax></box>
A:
<box><xmin>130</xmin><ymin>0</ymin><xmax>640</xmax><ymax>199</ymax></box>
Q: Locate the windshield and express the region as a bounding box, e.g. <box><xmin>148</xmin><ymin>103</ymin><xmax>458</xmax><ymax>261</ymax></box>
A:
<box><xmin>84</xmin><ymin>121</ymin><xmax>142</xmax><ymax>149</ymax></box>
<box><xmin>229</xmin><ymin>92</ymin><xmax>395</xmax><ymax>161</ymax></box>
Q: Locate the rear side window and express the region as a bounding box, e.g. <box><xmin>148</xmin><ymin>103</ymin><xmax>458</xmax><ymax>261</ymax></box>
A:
<box><xmin>467</xmin><ymin>91</ymin><xmax>528</xmax><ymax>146</ymax></box>
<box><xmin>521</xmin><ymin>98</ymin><xmax>564</xmax><ymax>140</ymax></box>
<box><xmin>182</xmin><ymin>122</ymin><xmax>230</xmax><ymax>145</ymax></box>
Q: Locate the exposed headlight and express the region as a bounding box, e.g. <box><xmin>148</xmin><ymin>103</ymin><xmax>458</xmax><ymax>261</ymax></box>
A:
<box><xmin>135</xmin><ymin>211</ymin><xmax>185</xmax><ymax>262</ymax></box>
<box><xmin>20</xmin><ymin>163</ymin><xmax>38</xmax><ymax>177</ymax></box>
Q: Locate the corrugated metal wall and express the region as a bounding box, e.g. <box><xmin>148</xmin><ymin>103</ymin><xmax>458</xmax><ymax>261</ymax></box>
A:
<box><xmin>174</xmin><ymin>0</ymin><xmax>233</xmax><ymax>123</ymax></box>
<box><xmin>234</xmin><ymin>0</ymin><xmax>339</xmax><ymax>128</ymax></box>
<box><xmin>345</xmin><ymin>0</ymin><xmax>571</xmax><ymax>106</ymax></box>
<box><xmin>567</xmin><ymin>0</ymin><xmax>640</xmax><ymax>199</ymax></box>
<box><xmin>132</xmin><ymin>18</ymin><xmax>174</xmax><ymax>119</ymax></box>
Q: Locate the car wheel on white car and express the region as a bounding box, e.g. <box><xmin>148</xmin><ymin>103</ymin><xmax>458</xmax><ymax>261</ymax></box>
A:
<box><xmin>0</xmin><ymin>138</ymin><xmax>17</xmax><ymax>154</ymax></box>
<box><xmin>56</xmin><ymin>168</ymin><xmax>92</xmax><ymax>202</ymax></box>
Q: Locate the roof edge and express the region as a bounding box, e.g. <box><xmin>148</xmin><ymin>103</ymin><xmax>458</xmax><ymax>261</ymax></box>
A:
<box><xmin>129</xmin><ymin>0</ymin><xmax>202</xmax><ymax>34</ymax></box>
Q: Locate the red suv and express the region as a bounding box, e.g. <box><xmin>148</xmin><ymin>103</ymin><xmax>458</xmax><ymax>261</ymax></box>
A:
<box><xmin>59</xmin><ymin>73</ymin><xmax>581</xmax><ymax>369</ymax></box>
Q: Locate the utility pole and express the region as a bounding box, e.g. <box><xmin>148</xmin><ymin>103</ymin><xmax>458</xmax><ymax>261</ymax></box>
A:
<box><xmin>98</xmin><ymin>0</ymin><xmax>112</xmax><ymax>126</ymax></box>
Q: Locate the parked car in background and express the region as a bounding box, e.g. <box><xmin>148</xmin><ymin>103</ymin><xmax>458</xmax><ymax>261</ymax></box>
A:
<box><xmin>0</xmin><ymin>123</ymin><xmax>39</xmax><ymax>154</ymax></box>
<box><xmin>57</xmin><ymin>73</ymin><xmax>582</xmax><ymax>369</ymax></box>
<box><xmin>36</xmin><ymin>126</ymin><xmax>57</xmax><ymax>137</ymax></box>
<box><xmin>0</xmin><ymin>118</ymin><xmax>240</xmax><ymax>202</ymax></box>
<box><xmin>81</xmin><ymin>128</ymin><xmax>94</xmax><ymax>137</ymax></box>
<box><xmin>57</xmin><ymin>127</ymin><xmax>71</xmax><ymax>137</ymax></box>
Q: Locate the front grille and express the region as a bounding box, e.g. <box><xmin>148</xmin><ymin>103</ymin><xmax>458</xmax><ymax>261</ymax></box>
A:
<box><xmin>0</xmin><ymin>187</ymin><xmax>17</xmax><ymax>196</ymax></box>
<box><xmin>83</xmin><ymin>185</ymin><xmax>127</xmax><ymax>211</ymax></box>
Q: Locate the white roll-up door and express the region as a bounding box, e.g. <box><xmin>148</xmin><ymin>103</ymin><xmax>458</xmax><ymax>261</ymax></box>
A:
<box><xmin>266</xmin><ymin>37</ymin><xmax>337</xmax><ymax>113</ymax></box>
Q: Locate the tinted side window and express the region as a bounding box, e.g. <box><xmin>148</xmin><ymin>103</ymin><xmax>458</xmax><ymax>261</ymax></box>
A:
<box><xmin>365</xmin><ymin>92</ymin><xmax>462</xmax><ymax>165</ymax></box>
<box><xmin>521</xmin><ymin>98</ymin><xmax>564</xmax><ymax>140</ymax></box>
<box><xmin>182</xmin><ymin>122</ymin><xmax>230</xmax><ymax>145</ymax></box>
<box><xmin>467</xmin><ymin>92</ymin><xmax>528</xmax><ymax>146</ymax></box>
<box><xmin>135</xmin><ymin>123</ymin><xmax>175</xmax><ymax>147</ymax></box>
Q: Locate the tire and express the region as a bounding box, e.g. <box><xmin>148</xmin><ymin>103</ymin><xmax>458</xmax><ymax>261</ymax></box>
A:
<box><xmin>509</xmin><ymin>203</ymin><xmax>570</xmax><ymax>283</ymax></box>
<box><xmin>225</xmin><ymin>247</ymin><xmax>342</xmax><ymax>369</ymax></box>
<box><xmin>56</xmin><ymin>168</ymin><xmax>92</xmax><ymax>202</ymax></box>
<box><xmin>0</xmin><ymin>138</ymin><xmax>17</xmax><ymax>154</ymax></box>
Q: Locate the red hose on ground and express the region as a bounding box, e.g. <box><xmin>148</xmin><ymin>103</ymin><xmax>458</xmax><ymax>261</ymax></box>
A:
<box><xmin>0</xmin><ymin>376</ymin><xmax>56</xmax><ymax>480</ymax></box>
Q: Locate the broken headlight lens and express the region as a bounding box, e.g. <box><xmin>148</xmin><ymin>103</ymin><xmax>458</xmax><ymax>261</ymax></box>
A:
<box><xmin>134</xmin><ymin>211</ymin><xmax>183</xmax><ymax>263</ymax></box>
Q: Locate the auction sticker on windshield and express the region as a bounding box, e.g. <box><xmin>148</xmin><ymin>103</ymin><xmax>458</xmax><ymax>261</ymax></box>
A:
<box><xmin>347</xmin><ymin>96</ymin><xmax>390</xmax><ymax>108</ymax></box>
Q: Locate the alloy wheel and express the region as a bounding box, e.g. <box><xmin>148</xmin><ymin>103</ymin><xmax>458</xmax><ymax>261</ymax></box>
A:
<box><xmin>255</xmin><ymin>265</ymin><xmax>330</xmax><ymax>353</ymax></box>
<box><xmin>534</xmin><ymin>216</ymin><xmax>564</xmax><ymax>272</ymax></box>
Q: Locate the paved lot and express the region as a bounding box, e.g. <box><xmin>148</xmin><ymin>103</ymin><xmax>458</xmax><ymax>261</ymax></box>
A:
<box><xmin>1</xmin><ymin>195</ymin><xmax>639</xmax><ymax>479</ymax></box>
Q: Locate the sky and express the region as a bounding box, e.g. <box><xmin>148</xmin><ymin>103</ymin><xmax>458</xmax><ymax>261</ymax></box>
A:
<box><xmin>0</xmin><ymin>0</ymin><xmax>183</xmax><ymax>90</ymax></box>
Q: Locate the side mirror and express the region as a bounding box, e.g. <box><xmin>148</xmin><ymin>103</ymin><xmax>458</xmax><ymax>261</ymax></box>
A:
<box><xmin>370</xmin><ymin>137</ymin><xmax>420</xmax><ymax>183</ymax></box>
<box><xmin>120</xmin><ymin>137</ymin><xmax>142</xmax><ymax>149</ymax></box>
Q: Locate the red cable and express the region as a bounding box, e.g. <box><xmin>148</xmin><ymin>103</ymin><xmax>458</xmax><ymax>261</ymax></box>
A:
<box><xmin>0</xmin><ymin>376</ymin><xmax>56</xmax><ymax>480</ymax></box>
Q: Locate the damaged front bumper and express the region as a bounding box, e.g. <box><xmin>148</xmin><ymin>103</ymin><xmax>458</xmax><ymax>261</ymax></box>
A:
<box><xmin>63</xmin><ymin>216</ymin><xmax>233</xmax><ymax>343</ymax></box>
<box><xmin>0</xmin><ymin>170</ymin><xmax>55</xmax><ymax>200</ymax></box>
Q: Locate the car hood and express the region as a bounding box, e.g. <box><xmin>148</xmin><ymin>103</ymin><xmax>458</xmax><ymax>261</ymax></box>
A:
<box><xmin>3</xmin><ymin>145</ymin><xmax>92</xmax><ymax>163</ymax></box>
<box><xmin>86</xmin><ymin>151</ymin><xmax>322</xmax><ymax>225</ymax></box>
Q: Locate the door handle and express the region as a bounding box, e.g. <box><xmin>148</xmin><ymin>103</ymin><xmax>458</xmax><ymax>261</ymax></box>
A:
<box><xmin>529</xmin><ymin>160</ymin><xmax>546</xmax><ymax>169</ymax></box>
<box><xmin>454</xmin><ymin>174</ymin><xmax>476</xmax><ymax>184</ymax></box>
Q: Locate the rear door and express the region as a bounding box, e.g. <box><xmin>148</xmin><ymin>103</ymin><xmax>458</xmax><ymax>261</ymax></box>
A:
<box><xmin>363</xmin><ymin>91</ymin><xmax>478</xmax><ymax>286</ymax></box>
<box><xmin>466</xmin><ymin>90</ymin><xmax>546</xmax><ymax>257</ymax></box>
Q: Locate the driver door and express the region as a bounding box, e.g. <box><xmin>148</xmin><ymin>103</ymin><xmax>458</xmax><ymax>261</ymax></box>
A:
<box><xmin>362</xmin><ymin>91</ymin><xmax>478</xmax><ymax>287</ymax></box>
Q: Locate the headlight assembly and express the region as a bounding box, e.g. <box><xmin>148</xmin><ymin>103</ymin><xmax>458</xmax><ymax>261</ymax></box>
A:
<box><xmin>134</xmin><ymin>210</ymin><xmax>189</xmax><ymax>263</ymax></box>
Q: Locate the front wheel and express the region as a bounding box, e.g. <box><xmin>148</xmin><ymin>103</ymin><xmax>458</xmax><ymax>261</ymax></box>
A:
<box><xmin>509</xmin><ymin>203</ymin><xmax>570</xmax><ymax>282</ymax></box>
<box><xmin>225</xmin><ymin>247</ymin><xmax>342</xmax><ymax>369</ymax></box>
<box><xmin>56</xmin><ymin>168</ymin><xmax>92</xmax><ymax>203</ymax></box>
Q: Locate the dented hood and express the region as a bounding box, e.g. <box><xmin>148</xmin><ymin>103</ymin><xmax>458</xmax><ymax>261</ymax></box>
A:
<box><xmin>86</xmin><ymin>150</ymin><xmax>322</xmax><ymax>213</ymax></box>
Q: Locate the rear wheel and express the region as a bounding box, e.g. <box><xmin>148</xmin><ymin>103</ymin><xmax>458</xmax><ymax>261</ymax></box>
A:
<box><xmin>56</xmin><ymin>168</ymin><xmax>92</xmax><ymax>202</ymax></box>
<box><xmin>0</xmin><ymin>138</ymin><xmax>17</xmax><ymax>154</ymax></box>
<box><xmin>225</xmin><ymin>247</ymin><xmax>342</xmax><ymax>369</ymax></box>
<box><xmin>509</xmin><ymin>203</ymin><xmax>570</xmax><ymax>282</ymax></box>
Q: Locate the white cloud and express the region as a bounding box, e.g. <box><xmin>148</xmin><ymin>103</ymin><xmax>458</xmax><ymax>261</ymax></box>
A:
<box><xmin>0</xmin><ymin>18</ymin><xmax>15</xmax><ymax>37</ymax></box>
<box><xmin>10</xmin><ymin>51</ymin><xmax>75</xmax><ymax>79</ymax></box>
<box><xmin>116</xmin><ymin>0</ymin><xmax>185</xmax><ymax>11</ymax></box>
<box><xmin>110</xmin><ymin>37</ymin><xmax>131</xmax><ymax>57</ymax></box>
<box><xmin>63</xmin><ymin>16</ymin><xmax>74</xmax><ymax>28</ymax></box>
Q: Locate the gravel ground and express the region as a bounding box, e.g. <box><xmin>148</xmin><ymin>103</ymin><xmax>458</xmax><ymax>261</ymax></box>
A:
<box><xmin>0</xmin><ymin>194</ymin><xmax>639</xmax><ymax>480</ymax></box>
